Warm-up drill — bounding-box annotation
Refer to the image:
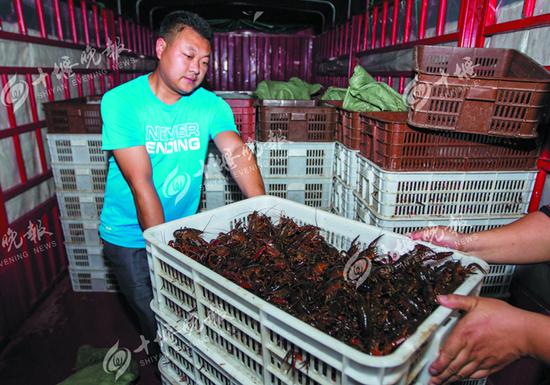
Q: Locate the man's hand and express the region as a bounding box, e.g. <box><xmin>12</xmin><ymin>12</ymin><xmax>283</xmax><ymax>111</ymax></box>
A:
<box><xmin>213</xmin><ymin>131</ymin><xmax>265</xmax><ymax>197</ymax></box>
<box><xmin>429</xmin><ymin>295</ymin><xmax>528</xmax><ymax>384</ymax></box>
<box><xmin>409</xmin><ymin>226</ymin><xmax>471</xmax><ymax>251</ymax></box>
<box><xmin>113</xmin><ymin>146</ymin><xmax>165</xmax><ymax>229</ymax></box>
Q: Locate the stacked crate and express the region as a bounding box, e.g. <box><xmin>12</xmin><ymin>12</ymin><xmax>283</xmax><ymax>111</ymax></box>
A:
<box><xmin>329</xmin><ymin>45</ymin><xmax>549</xmax><ymax>300</ymax></box>
<box><xmin>47</xmin><ymin>134</ymin><xmax>119</xmax><ymax>292</ymax></box>
<box><xmin>255</xmin><ymin>99</ymin><xmax>337</xmax><ymax>210</ymax></box>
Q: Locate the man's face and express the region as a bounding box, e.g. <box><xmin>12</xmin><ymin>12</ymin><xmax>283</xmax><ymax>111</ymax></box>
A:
<box><xmin>156</xmin><ymin>26</ymin><xmax>211</xmax><ymax>94</ymax></box>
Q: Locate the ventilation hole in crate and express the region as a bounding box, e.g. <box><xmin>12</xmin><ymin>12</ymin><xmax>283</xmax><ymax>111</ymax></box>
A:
<box><xmin>68</xmin><ymin>223</ymin><xmax>85</xmax><ymax>243</ymax></box>
<box><xmin>95</xmin><ymin>196</ymin><xmax>104</xmax><ymax>216</ymax></box>
<box><xmin>84</xmin><ymin>110</ymin><xmax>101</xmax><ymax>131</ymax></box>
<box><xmin>88</xmin><ymin>140</ymin><xmax>104</xmax><ymax>162</ymax></box>
<box><xmin>159</xmin><ymin>260</ymin><xmax>194</xmax><ymax>290</ymax></box>
<box><xmin>205</xmin><ymin>325</ymin><xmax>263</xmax><ymax>378</ymax></box>
<box><xmin>167</xmin><ymin>346</ymin><xmax>194</xmax><ymax>372</ymax></box>
<box><xmin>75</xmin><ymin>272</ymin><xmax>92</xmax><ymax>290</ymax></box>
<box><xmin>71</xmin><ymin>248</ymin><xmax>90</xmax><ymax>268</ymax></box>
<box><xmin>224</xmin><ymin>183</ymin><xmax>244</xmax><ymax>204</ymax></box>
<box><xmin>268</xmin><ymin>149</ymin><xmax>288</xmax><ymax>176</ymax></box>
<box><xmin>64</xmin><ymin>196</ymin><xmax>81</xmax><ymax>217</ymax></box>
<box><xmin>161</xmin><ymin>278</ymin><xmax>197</xmax><ymax>310</ymax></box>
<box><xmin>268</xmin><ymin>184</ymin><xmax>287</xmax><ymax>199</ymax></box>
<box><xmin>306</xmin><ymin>149</ymin><xmax>325</xmax><ymax>175</ymax></box>
<box><xmin>55</xmin><ymin>140</ymin><xmax>73</xmax><ymax>162</ymax></box>
<box><xmin>60</xmin><ymin>169</ymin><xmax>77</xmax><ymax>190</ymax></box>
<box><xmin>305</xmin><ymin>184</ymin><xmax>324</xmax><ymax>208</ymax></box>
<box><xmin>92</xmin><ymin>168</ymin><xmax>107</xmax><ymax>191</ymax></box>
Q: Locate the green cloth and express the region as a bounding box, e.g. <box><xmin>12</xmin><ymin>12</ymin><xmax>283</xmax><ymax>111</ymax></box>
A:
<box><xmin>342</xmin><ymin>66</ymin><xmax>407</xmax><ymax>112</ymax></box>
<box><xmin>58</xmin><ymin>345</ymin><xmax>139</xmax><ymax>385</ymax></box>
<box><xmin>254</xmin><ymin>77</ymin><xmax>322</xmax><ymax>100</ymax></box>
<box><xmin>320</xmin><ymin>87</ymin><xmax>347</xmax><ymax>101</ymax></box>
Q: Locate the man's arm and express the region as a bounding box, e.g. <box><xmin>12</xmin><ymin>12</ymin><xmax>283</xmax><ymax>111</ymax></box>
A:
<box><xmin>213</xmin><ymin>131</ymin><xmax>265</xmax><ymax>197</ymax></box>
<box><xmin>410</xmin><ymin>211</ymin><xmax>550</xmax><ymax>264</ymax></box>
<box><xmin>113</xmin><ymin>146</ymin><xmax>165</xmax><ymax>229</ymax></box>
<box><xmin>428</xmin><ymin>294</ymin><xmax>550</xmax><ymax>385</ymax></box>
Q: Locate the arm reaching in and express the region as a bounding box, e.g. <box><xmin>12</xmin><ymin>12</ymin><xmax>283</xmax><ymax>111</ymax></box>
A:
<box><xmin>113</xmin><ymin>146</ymin><xmax>165</xmax><ymax>229</ymax></box>
<box><xmin>429</xmin><ymin>294</ymin><xmax>550</xmax><ymax>385</ymax></box>
<box><xmin>214</xmin><ymin>131</ymin><xmax>265</xmax><ymax>197</ymax></box>
<box><xmin>410</xmin><ymin>211</ymin><xmax>550</xmax><ymax>264</ymax></box>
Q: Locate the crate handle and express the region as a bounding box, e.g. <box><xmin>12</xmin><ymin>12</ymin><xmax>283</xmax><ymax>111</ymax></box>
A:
<box><xmin>291</xmin><ymin>112</ymin><xmax>306</xmax><ymax>121</ymax></box>
<box><xmin>465</xmin><ymin>86</ymin><xmax>497</xmax><ymax>102</ymax></box>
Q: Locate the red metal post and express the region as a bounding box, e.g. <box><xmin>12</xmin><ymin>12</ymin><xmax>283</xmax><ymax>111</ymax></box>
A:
<box><xmin>35</xmin><ymin>0</ymin><xmax>47</xmax><ymax>38</ymax></box>
<box><xmin>363</xmin><ymin>8</ymin><xmax>369</xmax><ymax>50</ymax></box>
<box><xmin>523</xmin><ymin>0</ymin><xmax>536</xmax><ymax>18</ymax></box>
<box><xmin>381</xmin><ymin>0</ymin><xmax>388</xmax><ymax>47</ymax></box>
<box><xmin>118</xmin><ymin>15</ymin><xmax>125</xmax><ymax>48</ymax></box>
<box><xmin>101</xmin><ymin>9</ymin><xmax>110</xmax><ymax>47</ymax></box>
<box><xmin>53</xmin><ymin>0</ymin><xmax>64</xmax><ymax>40</ymax></box>
<box><xmin>404</xmin><ymin>0</ymin><xmax>413</xmax><ymax>43</ymax></box>
<box><xmin>68</xmin><ymin>0</ymin><xmax>78</xmax><ymax>43</ymax></box>
<box><xmin>80</xmin><ymin>0</ymin><xmax>90</xmax><ymax>45</ymax></box>
<box><xmin>391</xmin><ymin>0</ymin><xmax>399</xmax><ymax>44</ymax></box>
<box><xmin>62</xmin><ymin>77</ymin><xmax>71</xmax><ymax>99</ymax></box>
<box><xmin>14</xmin><ymin>0</ymin><xmax>27</xmax><ymax>35</ymax></box>
<box><xmin>418</xmin><ymin>0</ymin><xmax>429</xmax><ymax>40</ymax></box>
<box><xmin>371</xmin><ymin>6</ymin><xmax>379</xmax><ymax>49</ymax></box>
<box><xmin>528</xmin><ymin>169</ymin><xmax>547</xmax><ymax>212</ymax></box>
<box><xmin>75</xmin><ymin>73</ymin><xmax>84</xmax><ymax>96</ymax></box>
<box><xmin>1</xmin><ymin>74</ymin><xmax>27</xmax><ymax>184</ymax></box>
<box><xmin>436</xmin><ymin>0</ymin><xmax>448</xmax><ymax>36</ymax></box>
<box><xmin>92</xmin><ymin>4</ymin><xmax>100</xmax><ymax>47</ymax></box>
<box><xmin>24</xmin><ymin>74</ymin><xmax>48</xmax><ymax>175</ymax></box>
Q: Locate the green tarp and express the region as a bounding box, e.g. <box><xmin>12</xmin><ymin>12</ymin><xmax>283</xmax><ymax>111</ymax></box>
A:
<box><xmin>254</xmin><ymin>77</ymin><xmax>322</xmax><ymax>100</ymax></box>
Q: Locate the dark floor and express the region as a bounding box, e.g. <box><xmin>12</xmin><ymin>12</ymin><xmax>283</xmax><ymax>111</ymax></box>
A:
<box><xmin>0</xmin><ymin>274</ymin><xmax>160</xmax><ymax>385</ymax></box>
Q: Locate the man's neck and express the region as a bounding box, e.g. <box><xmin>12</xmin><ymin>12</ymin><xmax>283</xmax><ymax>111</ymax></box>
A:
<box><xmin>148</xmin><ymin>72</ymin><xmax>182</xmax><ymax>105</ymax></box>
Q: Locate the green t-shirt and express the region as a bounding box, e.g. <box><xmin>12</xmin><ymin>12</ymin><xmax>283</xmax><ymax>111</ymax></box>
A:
<box><xmin>99</xmin><ymin>74</ymin><xmax>238</xmax><ymax>248</ymax></box>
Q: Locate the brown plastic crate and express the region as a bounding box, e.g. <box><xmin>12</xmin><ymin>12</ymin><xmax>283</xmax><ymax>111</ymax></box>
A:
<box><xmin>223</xmin><ymin>97</ymin><xmax>256</xmax><ymax>141</ymax></box>
<box><xmin>408</xmin><ymin>46</ymin><xmax>550</xmax><ymax>139</ymax></box>
<box><xmin>44</xmin><ymin>96</ymin><xmax>102</xmax><ymax>133</ymax></box>
<box><xmin>362</xmin><ymin>111</ymin><xmax>540</xmax><ymax>171</ymax></box>
<box><xmin>342</xmin><ymin>109</ymin><xmax>361</xmax><ymax>150</ymax></box>
<box><xmin>257</xmin><ymin>101</ymin><xmax>336</xmax><ymax>142</ymax></box>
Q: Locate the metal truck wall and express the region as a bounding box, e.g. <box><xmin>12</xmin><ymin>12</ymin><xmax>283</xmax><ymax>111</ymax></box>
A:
<box><xmin>206</xmin><ymin>31</ymin><xmax>314</xmax><ymax>91</ymax></box>
<box><xmin>0</xmin><ymin>0</ymin><xmax>155</xmax><ymax>348</ymax></box>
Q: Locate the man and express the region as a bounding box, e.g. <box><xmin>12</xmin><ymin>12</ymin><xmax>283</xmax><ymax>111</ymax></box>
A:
<box><xmin>410</xmin><ymin>206</ymin><xmax>550</xmax><ymax>385</ymax></box>
<box><xmin>99</xmin><ymin>11</ymin><xmax>265</xmax><ymax>346</ymax></box>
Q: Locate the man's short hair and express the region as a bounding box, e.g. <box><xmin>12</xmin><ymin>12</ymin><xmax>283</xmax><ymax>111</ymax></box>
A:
<box><xmin>159</xmin><ymin>11</ymin><xmax>213</xmax><ymax>43</ymax></box>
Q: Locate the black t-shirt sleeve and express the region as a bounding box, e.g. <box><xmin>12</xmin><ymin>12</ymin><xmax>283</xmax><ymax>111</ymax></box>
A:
<box><xmin>540</xmin><ymin>205</ymin><xmax>550</xmax><ymax>218</ymax></box>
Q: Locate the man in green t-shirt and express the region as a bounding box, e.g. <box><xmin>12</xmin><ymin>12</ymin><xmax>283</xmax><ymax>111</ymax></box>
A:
<box><xmin>99</xmin><ymin>11</ymin><xmax>265</xmax><ymax>348</ymax></box>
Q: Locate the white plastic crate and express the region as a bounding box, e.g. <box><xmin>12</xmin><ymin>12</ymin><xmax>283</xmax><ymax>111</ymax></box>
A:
<box><xmin>355</xmin><ymin>195</ymin><xmax>518</xmax><ymax>298</ymax></box>
<box><xmin>203</xmin><ymin>177</ymin><xmax>332</xmax><ymax>210</ymax></box>
<box><xmin>69</xmin><ymin>267</ymin><xmax>118</xmax><ymax>292</ymax></box>
<box><xmin>61</xmin><ymin>219</ymin><xmax>100</xmax><ymax>245</ymax></box>
<box><xmin>65</xmin><ymin>244</ymin><xmax>110</xmax><ymax>269</ymax></box>
<box><xmin>265</xmin><ymin>177</ymin><xmax>332</xmax><ymax>209</ymax></box>
<box><xmin>334</xmin><ymin>142</ymin><xmax>360</xmax><ymax>188</ymax></box>
<box><xmin>256</xmin><ymin>142</ymin><xmax>334</xmax><ymax>178</ymax></box>
<box><xmin>203</xmin><ymin>178</ymin><xmax>245</xmax><ymax>210</ymax></box>
<box><xmin>52</xmin><ymin>163</ymin><xmax>108</xmax><ymax>192</ymax></box>
<box><xmin>56</xmin><ymin>191</ymin><xmax>104</xmax><ymax>219</ymax></box>
<box><xmin>47</xmin><ymin>133</ymin><xmax>107</xmax><ymax>164</ymax></box>
<box><xmin>204</xmin><ymin>142</ymin><xmax>256</xmax><ymax>181</ymax></box>
<box><xmin>155</xmin><ymin>314</ymin><xmax>248</xmax><ymax>385</ymax></box>
<box><xmin>331</xmin><ymin>177</ymin><xmax>355</xmax><ymax>219</ymax></box>
<box><xmin>458</xmin><ymin>378</ymin><xmax>487</xmax><ymax>385</ymax></box>
<box><xmin>356</xmin><ymin>155</ymin><xmax>536</xmax><ymax>219</ymax></box>
<box><xmin>144</xmin><ymin>196</ymin><xmax>488</xmax><ymax>385</ymax></box>
<box><xmin>159</xmin><ymin>356</ymin><xmax>197</xmax><ymax>385</ymax></box>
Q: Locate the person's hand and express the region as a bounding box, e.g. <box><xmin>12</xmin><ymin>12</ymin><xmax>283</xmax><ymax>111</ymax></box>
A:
<box><xmin>409</xmin><ymin>226</ymin><xmax>469</xmax><ymax>251</ymax></box>
<box><xmin>429</xmin><ymin>294</ymin><xmax>528</xmax><ymax>384</ymax></box>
